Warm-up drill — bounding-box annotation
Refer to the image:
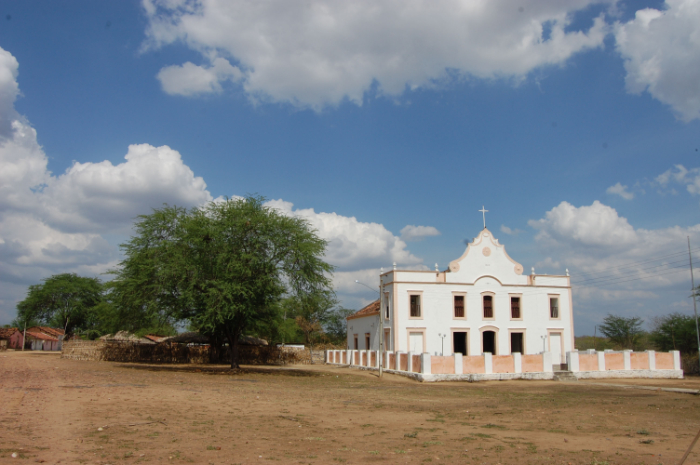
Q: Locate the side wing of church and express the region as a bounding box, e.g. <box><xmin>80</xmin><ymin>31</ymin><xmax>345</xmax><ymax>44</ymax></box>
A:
<box><xmin>347</xmin><ymin>228</ymin><xmax>573</xmax><ymax>366</ymax></box>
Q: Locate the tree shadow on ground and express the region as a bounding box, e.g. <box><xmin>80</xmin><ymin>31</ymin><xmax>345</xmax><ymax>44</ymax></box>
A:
<box><xmin>115</xmin><ymin>363</ymin><xmax>322</xmax><ymax>378</ymax></box>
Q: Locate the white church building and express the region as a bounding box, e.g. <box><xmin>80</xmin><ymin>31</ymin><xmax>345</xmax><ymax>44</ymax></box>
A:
<box><xmin>347</xmin><ymin>225</ymin><xmax>574</xmax><ymax>367</ymax></box>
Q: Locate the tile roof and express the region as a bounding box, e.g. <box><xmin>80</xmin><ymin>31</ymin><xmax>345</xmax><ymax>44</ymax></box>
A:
<box><xmin>0</xmin><ymin>327</ymin><xmax>19</xmax><ymax>339</ymax></box>
<box><xmin>347</xmin><ymin>299</ymin><xmax>380</xmax><ymax>321</ymax></box>
<box><xmin>27</xmin><ymin>327</ymin><xmax>64</xmax><ymax>338</ymax></box>
<box><xmin>25</xmin><ymin>331</ymin><xmax>59</xmax><ymax>342</ymax></box>
<box><xmin>143</xmin><ymin>334</ymin><xmax>168</xmax><ymax>343</ymax></box>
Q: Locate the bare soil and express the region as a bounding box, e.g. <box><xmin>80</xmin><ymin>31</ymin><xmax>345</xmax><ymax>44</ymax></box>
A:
<box><xmin>1</xmin><ymin>350</ymin><xmax>699</xmax><ymax>465</ymax></box>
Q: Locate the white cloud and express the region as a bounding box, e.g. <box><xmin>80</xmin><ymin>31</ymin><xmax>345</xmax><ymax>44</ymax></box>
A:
<box><xmin>529</xmin><ymin>200</ymin><xmax>638</xmax><ymax>250</ymax></box>
<box><xmin>0</xmin><ymin>46</ymin><xmax>216</xmax><ymax>323</ymax></box>
<box><xmin>143</xmin><ymin>0</ymin><xmax>611</xmax><ymax>109</ymax></box>
<box><xmin>157</xmin><ymin>57</ymin><xmax>243</xmax><ymax>96</ymax></box>
<box><xmin>40</xmin><ymin>144</ymin><xmax>212</xmax><ymax>233</ymax></box>
<box><xmin>0</xmin><ymin>45</ymin><xmax>432</xmax><ymax>322</ymax></box>
<box><xmin>0</xmin><ymin>46</ymin><xmax>20</xmax><ymax>137</ymax></box>
<box><xmin>265</xmin><ymin>200</ymin><xmax>432</xmax><ymax>312</ymax></box>
<box><xmin>500</xmin><ymin>224</ymin><xmax>524</xmax><ymax>236</ymax></box>
<box><xmin>529</xmin><ymin>200</ymin><xmax>700</xmax><ymax>332</ymax></box>
<box><xmin>400</xmin><ymin>224</ymin><xmax>441</xmax><ymax>242</ymax></box>
<box><xmin>606</xmin><ymin>182</ymin><xmax>634</xmax><ymax>200</ymax></box>
<box><xmin>266</xmin><ymin>199</ymin><xmax>422</xmax><ymax>270</ymax></box>
<box><xmin>615</xmin><ymin>0</ymin><xmax>700</xmax><ymax>121</ymax></box>
<box><xmin>534</xmin><ymin>256</ymin><xmax>560</xmax><ymax>270</ymax></box>
<box><xmin>656</xmin><ymin>164</ymin><xmax>700</xmax><ymax>195</ymax></box>
<box><xmin>529</xmin><ymin>200</ymin><xmax>700</xmax><ymax>297</ymax></box>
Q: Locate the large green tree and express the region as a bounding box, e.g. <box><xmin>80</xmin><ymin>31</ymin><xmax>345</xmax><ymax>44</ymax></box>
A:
<box><xmin>598</xmin><ymin>314</ymin><xmax>645</xmax><ymax>350</ymax></box>
<box><xmin>16</xmin><ymin>273</ymin><xmax>104</xmax><ymax>335</ymax></box>
<box><xmin>110</xmin><ymin>196</ymin><xmax>334</xmax><ymax>368</ymax></box>
<box><xmin>650</xmin><ymin>313</ymin><xmax>699</xmax><ymax>354</ymax></box>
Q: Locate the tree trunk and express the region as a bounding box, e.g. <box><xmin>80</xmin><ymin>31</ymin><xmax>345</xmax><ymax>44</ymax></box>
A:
<box><xmin>225</xmin><ymin>328</ymin><xmax>240</xmax><ymax>369</ymax></box>
<box><xmin>209</xmin><ymin>334</ymin><xmax>223</xmax><ymax>364</ymax></box>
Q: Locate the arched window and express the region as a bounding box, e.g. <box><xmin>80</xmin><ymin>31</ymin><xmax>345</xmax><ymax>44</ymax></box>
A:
<box><xmin>482</xmin><ymin>330</ymin><xmax>497</xmax><ymax>354</ymax></box>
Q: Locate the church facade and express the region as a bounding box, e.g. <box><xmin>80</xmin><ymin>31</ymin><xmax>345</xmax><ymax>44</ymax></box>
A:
<box><xmin>347</xmin><ymin>227</ymin><xmax>574</xmax><ymax>366</ymax></box>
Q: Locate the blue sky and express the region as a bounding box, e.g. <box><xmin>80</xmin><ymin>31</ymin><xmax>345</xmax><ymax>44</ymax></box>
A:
<box><xmin>1</xmin><ymin>0</ymin><xmax>699</xmax><ymax>335</ymax></box>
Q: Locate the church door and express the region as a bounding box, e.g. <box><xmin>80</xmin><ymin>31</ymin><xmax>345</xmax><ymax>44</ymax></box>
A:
<box><xmin>409</xmin><ymin>332</ymin><xmax>423</xmax><ymax>354</ymax></box>
<box><xmin>453</xmin><ymin>332</ymin><xmax>467</xmax><ymax>355</ymax></box>
<box><xmin>482</xmin><ymin>331</ymin><xmax>496</xmax><ymax>355</ymax></box>
<box><xmin>549</xmin><ymin>332</ymin><xmax>563</xmax><ymax>367</ymax></box>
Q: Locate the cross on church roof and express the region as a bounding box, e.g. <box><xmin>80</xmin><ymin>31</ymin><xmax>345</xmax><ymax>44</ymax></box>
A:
<box><xmin>479</xmin><ymin>206</ymin><xmax>488</xmax><ymax>229</ymax></box>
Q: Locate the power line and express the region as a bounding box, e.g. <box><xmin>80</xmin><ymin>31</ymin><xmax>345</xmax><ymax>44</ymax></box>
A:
<box><xmin>574</xmin><ymin>266</ymin><xmax>689</xmax><ymax>289</ymax></box>
<box><xmin>571</xmin><ymin>258</ymin><xmax>691</xmax><ymax>286</ymax></box>
<box><xmin>570</xmin><ymin>247</ymin><xmax>700</xmax><ymax>284</ymax></box>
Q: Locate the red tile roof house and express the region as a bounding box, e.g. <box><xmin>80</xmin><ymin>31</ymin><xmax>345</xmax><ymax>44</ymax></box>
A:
<box><xmin>26</xmin><ymin>327</ymin><xmax>65</xmax><ymax>350</ymax></box>
<box><xmin>25</xmin><ymin>331</ymin><xmax>59</xmax><ymax>351</ymax></box>
<box><xmin>0</xmin><ymin>327</ymin><xmax>18</xmax><ymax>350</ymax></box>
<box><xmin>27</xmin><ymin>326</ymin><xmax>65</xmax><ymax>339</ymax></box>
<box><xmin>8</xmin><ymin>329</ymin><xmax>25</xmax><ymax>350</ymax></box>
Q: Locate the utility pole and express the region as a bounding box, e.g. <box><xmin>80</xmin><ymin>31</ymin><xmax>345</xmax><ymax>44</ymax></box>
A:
<box><xmin>593</xmin><ymin>325</ymin><xmax>597</xmax><ymax>351</ymax></box>
<box><xmin>688</xmin><ymin>237</ymin><xmax>700</xmax><ymax>373</ymax></box>
<box><xmin>22</xmin><ymin>320</ymin><xmax>26</xmax><ymax>351</ymax></box>
<box><xmin>378</xmin><ymin>275</ymin><xmax>384</xmax><ymax>378</ymax></box>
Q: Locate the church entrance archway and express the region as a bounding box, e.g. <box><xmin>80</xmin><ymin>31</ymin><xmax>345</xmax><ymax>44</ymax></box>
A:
<box><xmin>453</xmin><ymin>332</ymin><xmax>467</xmax><ymax>355</ymax></box>
<box><xmin>482</xmin><ymin>331</ymin><xmax>496</xmax><ymax>355</ymax></box>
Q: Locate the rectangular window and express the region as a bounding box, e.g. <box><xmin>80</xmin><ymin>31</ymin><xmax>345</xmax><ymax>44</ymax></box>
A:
<box><xmin>511</xmin><ymin>297</ymin><xmax>520</xmax><ymax>319</ymax></box>
<box><xmin>385</xmin><ymin>294</ymin><xmax>390</xmax><ymax>319</ymax></box>
<box><xmin>365</xmin><ymin>333</ymin><xmax>370</xmax><ymax>349</ymax></box>
<box><xmin>410</xmin><ymin>295</ymin><xmax>421</xmax><ymax>317</ymax></box>
<box><xmin>454</xmin><ymin>295</ymin><xmax>465</xmax><ymax>318</ymax></box>
<box><xmin>354</xmin><ymin>335</ymin><xmax>358</xmax><ymax>350</ymax></box>
<box><xmin>483</xmin><ymin>295</ymin><xmax>493</xmax><ymax>319</ymax></box>
<box><xmin>550</xmin><ymin>297</ymin><xmax>559</xmax><ymax>318</ymax></box>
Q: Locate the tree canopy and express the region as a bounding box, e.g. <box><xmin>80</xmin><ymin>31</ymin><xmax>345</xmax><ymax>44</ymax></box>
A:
<box><xmin>109</xmin><ymin>196</ymin><xmax>334</xmax><ymax>368</ymax></box>
<box><xmin>15</xmin><ymin>273</ymin><xmax>103</xmax><ymax>335</ymax></box>
<box><xmin>650</xmin><ymin>312</ymin><xmax>699</xmax><ymax>354</ymax></box>
<box><xmin>598</xmin><ymin>314</ymin><xmax>645</xmax><ymax>350</ymax></box>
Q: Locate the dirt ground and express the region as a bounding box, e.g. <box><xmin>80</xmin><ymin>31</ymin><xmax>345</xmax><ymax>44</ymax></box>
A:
<box><xmin>2</xmin><ymin>351</ymin><xmax>700</xmax><ymax>465</ymax></box>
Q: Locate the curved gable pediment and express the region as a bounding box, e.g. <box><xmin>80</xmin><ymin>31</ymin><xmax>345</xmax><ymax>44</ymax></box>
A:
<box><xmin>446</xmin><ymin>228</ymin><xmax>528</xmax><ymax>285</ymax></box>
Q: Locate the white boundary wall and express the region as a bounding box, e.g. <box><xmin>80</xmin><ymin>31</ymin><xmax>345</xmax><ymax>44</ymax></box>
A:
<box><xmin>326</xmin><ymin>349</ymin><xmax>683</xmax><ymax>382</ymax></box>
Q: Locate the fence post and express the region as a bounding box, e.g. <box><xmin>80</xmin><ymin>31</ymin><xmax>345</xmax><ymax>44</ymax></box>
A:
<box><xmin>407</xmin><ymin>351</ymin><xmax>413</xmax><ymax>372</ymax></box>
<box><xmin>671</xmin><ymin>350</ymin><xmax>681</xmax><ymax>370</ymax></box>
<box><xmin>454</xmin><ymin>353</ymin><xmax>463</xmax><ymax>375</ymax></box>
<box><xmin>421</xmin><ymin>353</ymin><xmax>431</xmax><ymax>375</ymax></box>
<box><xmin>395</xmin><ymin>351</ymin><xmax>403</xmax><ymax>370</ymax></box>
<box><xmin>622</xmin><ymin>350</ymin><xmax>632</xmax><ymax>370</ymax></box>
<box><xmin>513</xmin><ymin>352</ymin><xmax>522</xmax><ymax>374</ymax></box>
<box><xmin>542</xmin><ymin>352</ymin><xmax>553</xmax><ymax>373</ymax></box>
<box><xmin>484</xmin><ymin>352</ymin><xmax>493</xmax><ymax>374</ymax></box>
<box><xmin>597</xmin><ymin>351</ymin><xmax>606</xmax><ymax>371</ymax></box>
<box><xmin>566</xmin><ymin>351</ymin><xmax>579</xmax><ymax>373</ymax></box>
<box><xmin>647</xmin><ymin>350</ymin><xmax>656</xmax><ymax>370</ymax></box>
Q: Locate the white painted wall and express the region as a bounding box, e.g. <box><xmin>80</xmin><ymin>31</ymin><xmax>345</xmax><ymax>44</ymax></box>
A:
<box><xmin>371</xmin><ymin>228</ymin><xmax>574</xmax><ymax>359</ymax></box>
<box><xmin>346</xmin><ymin>314</ymin><xmax>381</xmax><ymax>350</ymax></box>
